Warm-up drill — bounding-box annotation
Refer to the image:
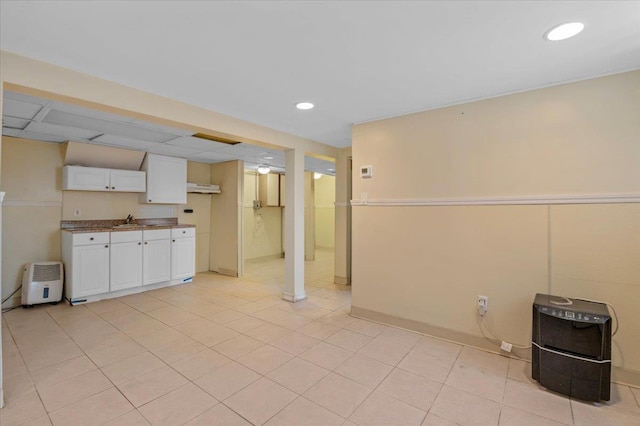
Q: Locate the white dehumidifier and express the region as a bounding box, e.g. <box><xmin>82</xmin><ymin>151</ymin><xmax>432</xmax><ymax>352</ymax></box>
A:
<box><xmin>21</xmin><ymin>262</ymin><xmax>64</xmax><ymax>307</ymax></box>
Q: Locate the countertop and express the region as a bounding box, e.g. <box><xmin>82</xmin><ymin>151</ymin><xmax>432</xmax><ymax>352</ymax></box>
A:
<box><xmin>60</xmin><ymin>218</ymin><xmax>194</xmax><ymax>233</ymax></box>
<box><xmin>62</xmin><ymin>224</ymin><xmax>195</xmax><ymax>234</ymax></box>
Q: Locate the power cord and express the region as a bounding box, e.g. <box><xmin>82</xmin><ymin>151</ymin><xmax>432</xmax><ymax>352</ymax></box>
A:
<box><xmin>1</xmin><ymin>285</ymin><xmax>22</xmax><ymax>305</ymax></box>
<box><xmin>477</xmin><ymin>312</ymin><xmax>531</xmax><ymax>349</ymax></box>
<box><xmin>551</xmin><ymin>296</ymin><xmax>619</xmax><ymax>336</ymax></box>
<box><xmin>572</xmin><ymin>297</ymin><xmax>619</xmax><ymax>337</ymax></box>
<box><xmin>2</xmin><ymin>285</ymin><xmax>23</xmax><ymax>313</ymax></box>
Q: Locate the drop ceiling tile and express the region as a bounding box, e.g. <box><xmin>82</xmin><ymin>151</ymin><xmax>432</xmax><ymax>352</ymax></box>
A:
<box><xmin>167</xmin><ymin>136</ymin><xmax>233</xmax><ymax>151</ymax></box>
<box><xmin>51</xmin><ymin>100</ymin><xmax>132</xmax><ymax>123</ymax></box>
<box><xmin>146</xmin><ymin>143</ymin><xmax>203</xmax><ymax>156</ymax></box>
<box><xmin>92</xmin><ymin>134</ymin><xmax>160</xmax><ymax>150</ymax></box>
<box><xmin>24</xmin><ymin>121</ymin><xmax>102</xmax><ymax>140</ymax></box>
<box><xmin>130</xmin><ymin>119</ymin><xmax>192</xmax><ymax>137</ymax></box>
<box><xmin>19</xmin><ymin>131</ymin><xmax>67</xmax><ymax>143</ymax></box>
<box><xmin>3</xmin><ymin>98</ymin><xmax>44</xmax><ymax>120</ymax></box>
<box><xmin>305</xmin><ymin>157</ymin><xmax>336</xmax><ymax>175</ymax></box>
<box><xmin>2</xmin><ymin>127</ymin><xmax>22</xmax><ymax>137</ymax></box>
<box><xmin>42</xmin><ymin>110</ymin><xmax>177</xmax><ymax>143</ymax></box>
<box><xmin>191</xmin><ymin>151</ymin><xmax>238</xmax><ymax>162</ymax></box>
<box><xmin>2</xmin><ymin>116</ymin><xmax>30</xmax><ymax>130</ymax></box>
<box><xmin>5</xmin><ymin>91</ymin><xmax>50</xmax><ymax>105</ymax></box>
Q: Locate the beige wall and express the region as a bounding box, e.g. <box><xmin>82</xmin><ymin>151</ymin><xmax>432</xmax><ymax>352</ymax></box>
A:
<box><xmin>62</xmin><ymin>192</ymin><xmax>177</xmax><ymax>221</ymax></box>
<box><xmin>334</xmin><ymin>147</ymin><xmax>352</xmax><ymax>284</ymax></box>
<box><xmin>314</xmin><ymin>175</ymin><xmax>335</xmax><ymax>249</ymax></box>
<box><xmin>178</xmin><ymin>161</ymin><xmax>212</xmax><ymax>273</ymax></box>
<box><xmin>351</xmin><ymin>71</ymin><xmax>640</xmax><ymax>381</ymax></box>
<box><xmin>210</xmin><ymin>161</ymin><xmax>242</xmax><ymax>276</ymax></box>
<box><xmin>243</xmin><ymin>170</ymin><xmax>283</xmax><ymax>261</ymax></box>
<box><xmin>1</xmin><ymin>137</ymin><xmax>64</xmax><ymax>307</ymax></box>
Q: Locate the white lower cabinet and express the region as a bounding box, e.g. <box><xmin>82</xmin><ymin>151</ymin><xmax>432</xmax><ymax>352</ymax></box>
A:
<box><xmin>171</xmin><ymin>228</ymin><xmax>196</xmax><ymax>281</ymax></box>
<box><xmin>63</xmin><ymin>226</ymin><xmax>195</xmax><ymax>304</ymax></box>
<box><xmin>62</xmin><ymin>232</ymin><xmax>111</xmax><ymax>301</ymax></box>
<box><xmin>143</xmin><ymin>229</ymin><xmax>171</xmax><ymax>285</ymax></box>
<box><xmin>110</xmin><ymin>231</ymin><xmax>143</xmax><ymax>291</ymax></box>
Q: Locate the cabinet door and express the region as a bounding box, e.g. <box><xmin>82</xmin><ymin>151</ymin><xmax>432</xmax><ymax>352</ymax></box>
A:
<box><xmin>110</xmin><ymin>170</ymin><xmax>146</xmax><ymax>192</ymax></box>
<box><xmin>143</xmin><ymin>154</ymin><xmax>187</xmax><ymax>204</ymax></box>
<box><xmin>110</xmin><ymin>241</ymin><xmax>143</xmax><ymax>291</ymax></box>
<box><xmin>63</xmin><ymin>166</ymin><xmax>110</xmax><ymax>191</ymax></box>
<box><xmin>143</xmin><ymin>239</ymin><xmax>171</xmax><ymax>285</ymax></box>
<box><xmin>72</xmin><ymin>244</ymin><xmax>110</xmax><ymax>298</ymax></box>
<box><xmin>171</xmin><ymin>237</ymin><xmax>195</xmax><ymax>281</ymax></box>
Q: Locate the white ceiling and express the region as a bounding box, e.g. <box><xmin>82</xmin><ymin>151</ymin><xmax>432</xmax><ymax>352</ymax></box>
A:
<box><xmin>1</xmin><ymin>1</ymin><xmax>639</xmax><ymax>148</ymax></box>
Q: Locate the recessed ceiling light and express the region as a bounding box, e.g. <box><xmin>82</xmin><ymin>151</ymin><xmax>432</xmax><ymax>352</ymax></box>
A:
<box><xmin>296</xmin><ymin>102</ymin><xmax>314</xmax><ymax>110</ymax></box>
<box><xmin>263</xmin><ymin>156</ymin><xmax>274</xmax><ymax>160</ymax></box>
<box><xmin>544</xmin><ymin>22</ymin><xmax>584</xmax><ymax>41</ymax></box>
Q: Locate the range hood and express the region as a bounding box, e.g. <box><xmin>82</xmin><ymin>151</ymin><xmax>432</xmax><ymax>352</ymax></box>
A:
<box><xmin>187</xmin><ymin>182</ymin><xmax>221</xmax><ymax>194</ymax></box>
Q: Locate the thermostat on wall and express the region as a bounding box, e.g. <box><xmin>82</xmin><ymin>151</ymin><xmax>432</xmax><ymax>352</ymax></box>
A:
<box><xmin>360</xmin><ymin>165</ymin><xmax>373</xmax><ymax>178</ymax></box>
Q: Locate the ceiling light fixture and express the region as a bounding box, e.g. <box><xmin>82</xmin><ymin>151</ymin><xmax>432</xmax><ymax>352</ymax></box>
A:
<box><xmin>296</xmin><ymin>102</ymin><xmax>314</xmax><ymax>110</ymax></box>
<box><xmin>544</xmin><ymin>22</ymin><xmax>584</xmax><ymax>41</ymax></box>
<box><xmin>263</xmin><ymin>156</ymin><xmax>274</xmax><ymax>160</ymax></box>
<box><xmin>313</xmin><ymin>172</ymin><xmax>322</xmax><ymax>180</ymax></box>
<box><xmin>257</xmin><ymin>165</ymin><xmax>271</xmax><ymax>174</ymax></box>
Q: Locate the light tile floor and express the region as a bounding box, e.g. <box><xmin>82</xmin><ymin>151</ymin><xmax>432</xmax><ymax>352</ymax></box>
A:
<box><xmin>2</xmin><ymin>249</ymin><xmax>639</xmax><ymax>425</ymax></box>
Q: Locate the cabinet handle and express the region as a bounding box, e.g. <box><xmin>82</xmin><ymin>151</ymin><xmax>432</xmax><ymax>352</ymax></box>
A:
<box><xmin>138</xmin><ymin>242</ymin><xmax>142</xmax><ymax>245</ymax></box>
<box><xmin>172</xmin><ymin>239</ymin><xmax>176</xmax><ymax>242</ymax></box>
<box><xmin>105</xmin><ymin>186</ymin><xmax>109</xmax><ymax>189</ymax></box>
<box><xmin>112</xmin><ymin>186</ymin><xmax>115</xmax><ymax>190</ymax></box>
<box><xmin>90</xmin><ymin>237</ymin><xmax>94</xmax><ymax>241</ymax></box>
<box><xmin>105</xmin><ymin>244</ymin><xmax>109</xmax><ymax>248</ymax></box>
<box><xmin>144</xmin><ymin>242</ymin><xmax>148</xmax><ymax>245</ymax></box>
<box><xmin>182</xmin><ymin>230</ymin><xmax>186</xmax><ymax>234</ymax></box>
<box><xmin>148</xmin><ymin>199</ymin><xmax>152</xmax><ymax>202</ymax></box>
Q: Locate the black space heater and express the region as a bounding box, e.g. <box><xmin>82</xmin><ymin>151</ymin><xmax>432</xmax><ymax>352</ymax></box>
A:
<box><xmin>532</xmin><ymin>293</ymin><xmax>611</xmax><ymax>401</ymax></box>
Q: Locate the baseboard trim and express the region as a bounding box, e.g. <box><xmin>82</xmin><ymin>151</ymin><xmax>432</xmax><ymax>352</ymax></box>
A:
<box><xmin>612</xmin><ymin>366</ymin><xmax>640</xmax><ymax>388</ymax></box>
<box><xmin>351</xmin><ymin>305</ymin><xmax>640</xmax><ymax>388</ymax></box>
<box><xmin>245</xmin><ymin>254</ymin><xmax>282</xmax><ymax>263</ymax></box>
<box><xmin>216</xmin><ymin>267</ymin><xmax>238</xmax><ymax>277</ymax></box>
<box><xmin>282</xmin><ymin>291</ymin><xmax>307</xmax><ymax>303</ymax></box>
<box><xmin>334</xmin><ymin>275</ymin><xmax>350</xmax><ymax>285</ymax></box>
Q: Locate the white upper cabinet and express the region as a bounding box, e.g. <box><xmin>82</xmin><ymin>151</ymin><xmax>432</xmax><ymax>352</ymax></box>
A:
<box><xmin>141</xmin><ymin>154</ymin><xmax>187</xmax><ymax>204</ymax></box>
<box><xmin>63</xmin><ymin>166</ymin><xmax>146</xmax><ymax>192</ymax></box>
<box><xmin>110</xmin><ymin>170</ymin><xmax>147</xmax><ymax>192</ymax></box>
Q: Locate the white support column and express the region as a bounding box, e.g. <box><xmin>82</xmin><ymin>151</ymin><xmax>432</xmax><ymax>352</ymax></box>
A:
<box><xmin>283</xmin><ymin>148</ymin><xmax>307</xmax><ymax>302</ymax></box>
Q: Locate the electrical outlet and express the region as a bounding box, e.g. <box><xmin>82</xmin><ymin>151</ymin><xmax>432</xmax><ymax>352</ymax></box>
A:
<box><xmin>500</xmin><ymin>341</ymin><xmax>513</xmax><ymax>352</ymax></box>
<box><xmin>478</xmin><ymin>295</ymin><xmax>488</xmax><ymax>316</ymax></box>
<box><xmin>253</xmin><ymin>200</ymin><xmax>262</xmax><ymax>210</ymax></box>
<box><xmin>73</xmin><ymin>208</ymin><xmax>82</xmax><ymax>218</ymax></box>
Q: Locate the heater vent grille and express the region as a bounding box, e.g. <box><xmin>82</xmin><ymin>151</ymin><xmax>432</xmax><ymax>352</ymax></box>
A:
<box><xmin>32</xmin><ymin>263</ymin><xmax>62</xmax><ymax>282</ymax></box>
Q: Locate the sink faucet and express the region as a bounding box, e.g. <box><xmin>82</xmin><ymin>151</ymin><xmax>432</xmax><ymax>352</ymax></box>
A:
<box><xmin>126</xmin><ymin>214</ymin><xmax>134</xmax><ymax>224</ymax></box>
